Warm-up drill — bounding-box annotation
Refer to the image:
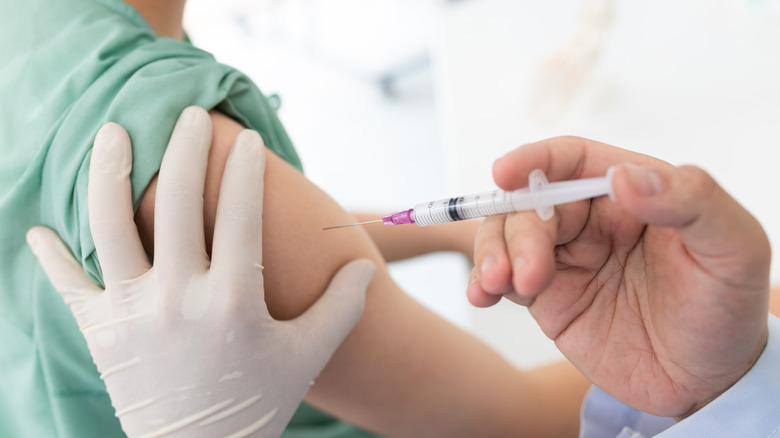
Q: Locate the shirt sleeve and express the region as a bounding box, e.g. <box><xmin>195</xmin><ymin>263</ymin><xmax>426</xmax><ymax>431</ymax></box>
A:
<box><xmin>655</xmin><ymin>315</ymin><xmax>780</xmax><ymax>438</ymax></box>
<box><xmin>580</xmin><ymin>315</ymin><xmax>780</xmax><ymax>438</ymax></box>
<box><xmin>578</xmin><ymin>387</ymin><xmax>675</xmax><ymax>438</ymax></box>
<box><xmin>36</xmin><ymin>31</ymin><xmax>300</xmax><ymax>288</ymax></box>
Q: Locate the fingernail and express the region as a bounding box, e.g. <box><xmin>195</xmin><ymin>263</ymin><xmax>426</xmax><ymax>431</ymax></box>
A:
<box><xmin>25</xmin><ymin>228</ymin><xmax>39</xmax><ymax>250</ymax></box>
<box><xmin>481</xmin><ymin>255</ymin><xmax>497</xmax><ymax>276</ymax></box>
<box><xmin>94</xmin><ymin>123</ymin><xmax>113</xmax><ymax>148</ymax></box>
<box><xmin>606</xmin><ymin>166</ymin><xmax>617</xmax><ymax>202</ymax></box>
<box><xmin>354</xmin><ymin>259</ymin><xmax>377</xmax><ymax>288</ymax></box>
<box><xmin>176</xmin><ymin>106</ymin><xmax>201</xmax><ymax>128</ymax></box>
<box><xmin>624</xmin><ymin>164</ymin><xmax>663</xmax><ymax>197</ymax></box>
<box><xmin>513</xmin><ymin>255</ymin><xmax>526</xmax><ymax>273</ymax></box>
<box><xmin>234</xmin><ymin>130</ymin><xmax>262</xmax><ymax>158</ymax></box>
<box><xmin>93</xmin><ymin>123</ymin><xmax>125</xmax><ymax>155</ymax></box>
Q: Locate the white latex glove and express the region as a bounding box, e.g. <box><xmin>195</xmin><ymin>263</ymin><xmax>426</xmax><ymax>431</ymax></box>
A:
<box><xmin>26</xmin><ymin>106</ymin><xmax>376</xmax><ymax>438</ymax></box>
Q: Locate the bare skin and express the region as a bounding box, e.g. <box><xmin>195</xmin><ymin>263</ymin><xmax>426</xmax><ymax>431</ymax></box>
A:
<box><xmin>126</xmin><ymin>2</ymin><xmax>591</xmax><ymax>436</ymax></box>
<box><xmin>771</xmin><ymin>287</ymin><xmax>780</xmax><ymax>317</ymax></box>
<box><xmin>129</xmin><ymin>0</ymin><xmax>186</xmax><ymax>40</ymax></box>
<box><xmin>132</xmin><ymin>108</ymin><xmax>588</xmax><ymax>436</ymax></box>
<box><xmin>119</xmin><ymin>2</ymin><xmax>780</xmax><ymax>433</ymax></box>
<box><xmin>468</xmin><ymin>137</ymin><xmax>772</xmax><ymax>420</ymax></box>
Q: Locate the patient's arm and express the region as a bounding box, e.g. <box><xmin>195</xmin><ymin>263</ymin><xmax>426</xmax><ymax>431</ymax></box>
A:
<box><xmin>134</xmin><ymin>110</ymin><xmax>589</xmax><ymax>437</ymax></box>
<box><xmin>771</xmin><ymin>287</ymin><xmax>780</xmax><ymax>317</ymax></box>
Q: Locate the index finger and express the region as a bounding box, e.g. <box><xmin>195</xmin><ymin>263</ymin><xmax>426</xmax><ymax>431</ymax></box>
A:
<box><xmin>493</xmin><ymin>136</ymin><xmax>658</xmax><ymax>191</ymax></box>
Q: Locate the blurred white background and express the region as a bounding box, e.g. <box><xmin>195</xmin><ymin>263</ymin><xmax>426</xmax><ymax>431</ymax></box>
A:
<box><xmin>184</xmin><ymin>0</ymin><xmax>780</xmax><ymax>369</ymax></box>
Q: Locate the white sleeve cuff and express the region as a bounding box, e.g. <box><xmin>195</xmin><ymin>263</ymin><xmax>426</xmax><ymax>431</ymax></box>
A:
<box><xmin>657</xmin><ymin>315</ymin><xmax>780</xmax><ymax>438</ymax></box>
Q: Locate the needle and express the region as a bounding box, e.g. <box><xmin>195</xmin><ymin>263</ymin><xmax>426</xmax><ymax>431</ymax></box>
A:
<box><xmin>322</xmin><ymin>219</ymin><xmax>383</xmax><ymax>230</ymax></box>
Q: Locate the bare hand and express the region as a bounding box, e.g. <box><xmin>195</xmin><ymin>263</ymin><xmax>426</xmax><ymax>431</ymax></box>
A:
<box><xmin>468</xmin><ymin>136</ymin><xmax>770</xmax><ymax>418</ymax></box>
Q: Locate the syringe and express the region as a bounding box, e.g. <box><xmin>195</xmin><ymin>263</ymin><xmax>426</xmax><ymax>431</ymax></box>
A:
<box><xmin>323</xmin><ymin>169</ymin><xmax>613</xmax><ymax>230</ymax></box>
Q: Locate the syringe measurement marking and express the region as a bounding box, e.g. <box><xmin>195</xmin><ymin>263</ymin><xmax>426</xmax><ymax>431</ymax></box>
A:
<box><xmin>323</xmin><ymin>170</ymin><xmax>612</xmax><ymax>230</ymax></box>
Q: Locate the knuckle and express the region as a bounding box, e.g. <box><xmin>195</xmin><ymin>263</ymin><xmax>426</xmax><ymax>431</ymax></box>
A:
<box><xmin>90</xmin><ymin>218</ymin><xmax>134</xmax><ymax>243</ymax></box>
<box><xmin>211</xmin><ymin>272</ymin><xmax>261</xmax><ymax>318</ymax></box>
<box><xmin>155</xmin><ymin>183</ymin><xmax>201</xmax><ymax>209</ymax></box>
<box><xmin>169</xmin><ymin>130</ymin><xmax>205</xmax><ymax>150</ymax></box>
<box><xmin>223</xmin><ymin>203</ymin><xmax>261</xmax><ymax>221</ymax></box>
<box><xmin>678</xmin><ymin>165</ymin><xmax>717</xmax><ymax>199</ymax></box>
<box><xmin>555</xmin><ymin>135</ymin><xmax>585</xmax><ymax>144</ymax></box>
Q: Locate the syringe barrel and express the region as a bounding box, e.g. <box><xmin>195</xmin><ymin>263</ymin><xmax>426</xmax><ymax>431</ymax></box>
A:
<box><xmin>411</xmin><ymin>188</ymin><xmax>535</xmax><ymax>226</ymax></box>
<box><xmin>410</xmin><ymin>174</ymin><xmax>611</xmax><ymax>226</ymax></box>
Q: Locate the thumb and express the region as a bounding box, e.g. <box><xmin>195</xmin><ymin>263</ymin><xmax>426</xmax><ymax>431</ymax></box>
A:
<box><xmin>611</xmin><ymin>163</ymin><xmax>771</xmax><ymax>285</ymax></box>
<box><xmin>26</xmin><ymin>226</ymin><xmax>102</xmax><ymax>309</ymax></box>
<box><xmin>292</xmin><ymin>259</ymin><xmax>377</xmax><ymax>357</ymax></box>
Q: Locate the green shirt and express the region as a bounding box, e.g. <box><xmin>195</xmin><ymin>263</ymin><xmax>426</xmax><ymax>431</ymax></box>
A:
<box><xmin>0</xmin><ymin>0</ymin><xmax>380</xmax><ymax>436</ymax></box>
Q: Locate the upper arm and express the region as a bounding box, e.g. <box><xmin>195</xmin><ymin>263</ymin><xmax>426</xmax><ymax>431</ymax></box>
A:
<box><xmin>133</xmin><ymin>109</ymin><xmax>587</xmax><ymax>437</ymax></box>
<box><xmin>134</xmin><ymin>110</ymin><xmax>371</xmax><ymax>318</ymax></box>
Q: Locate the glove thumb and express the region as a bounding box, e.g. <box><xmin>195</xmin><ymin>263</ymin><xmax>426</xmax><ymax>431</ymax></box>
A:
<box><xmin>26</xmin><ymin>226</ymin><xmax>102</xmax><ymax>310</ymax></box>
<box><xmin>292</xmin><ymin>258</ymin><xmax>376</xmax><ymax>359</ymax></box>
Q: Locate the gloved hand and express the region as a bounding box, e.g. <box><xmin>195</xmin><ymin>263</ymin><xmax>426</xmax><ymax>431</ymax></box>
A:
<box><xmin>26</xmin><ymin>106</ymin><xmax>376</xmax><ymax>437</ymax></box>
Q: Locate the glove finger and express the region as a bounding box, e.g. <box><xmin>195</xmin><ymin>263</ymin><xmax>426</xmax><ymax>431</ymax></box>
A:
<box><xmin>291</xmin><ymin>259</ymin><xmax>376</xmax><ymax>363</ymax></box>
<box><xmin>27</xmin><ymin>226</ymin><xmax>102</xmax><ymax>306</ymax></box>
<box><xmin>89</xmin><ymin>123</ymin><xmax>151</xmax><ymax>288</ymax></box>
<box><xmin>154</xmin><ymin>106</ymin><xmax>212</xmax><ymax>273</ymax></box>
<box><xmin>210</xmin><ymin>130</ymin><xmax>265</xmax><ymax>281</ymax></box>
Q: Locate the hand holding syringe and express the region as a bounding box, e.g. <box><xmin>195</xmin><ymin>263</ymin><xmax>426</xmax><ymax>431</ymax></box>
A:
<box><xmin>324</xmin><ymin>168</ymin><xmax>614</xmax><ymax>230</ymax></box>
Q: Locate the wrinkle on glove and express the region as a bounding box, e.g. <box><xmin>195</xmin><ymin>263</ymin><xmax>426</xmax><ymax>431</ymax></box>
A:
<box><xmin>28</xmin><ymin>107</ymin><xmax>376</xmax><ymax>437</ymax></box>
